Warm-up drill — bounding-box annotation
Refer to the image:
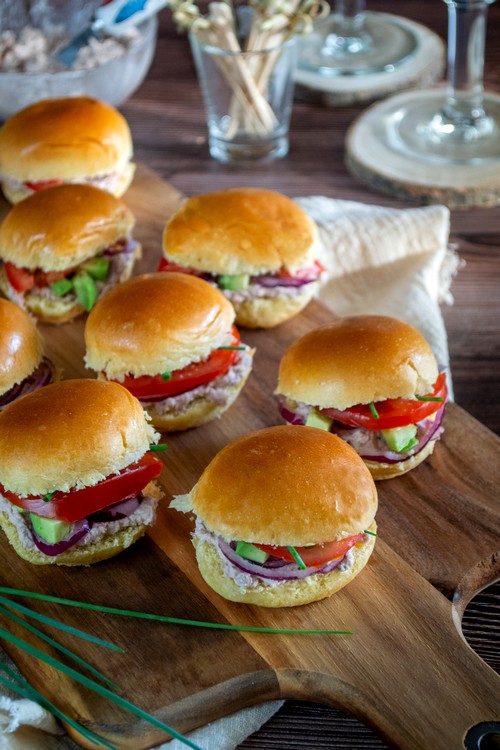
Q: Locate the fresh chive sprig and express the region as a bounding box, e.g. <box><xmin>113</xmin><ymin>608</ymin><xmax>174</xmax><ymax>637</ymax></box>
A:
<box><xmin>0</xmin><ymin>587</ymin><xmax>352</xmax><ymax>635</ymax></box>
<box><xmin>286</xmin><ymin>545</ymin><xmax>307</xmax><ymax>570</ymax></box>
<box><xmin>368</xmin><ymin>402</ymin><xmax>380</xmax><ymax>419</ymax></box>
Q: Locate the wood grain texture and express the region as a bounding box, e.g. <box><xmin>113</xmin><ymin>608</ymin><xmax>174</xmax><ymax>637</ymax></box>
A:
<box><xmin>0</xmin><ymin>166</ymin><xmax>499</xmax><ymax>750</ymax></box>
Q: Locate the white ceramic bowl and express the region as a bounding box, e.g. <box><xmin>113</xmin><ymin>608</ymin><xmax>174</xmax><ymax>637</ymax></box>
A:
<box><xmin>0</xmin><ymin>16</ymin><xmax>157</xmax><ymax>121</ymax></box>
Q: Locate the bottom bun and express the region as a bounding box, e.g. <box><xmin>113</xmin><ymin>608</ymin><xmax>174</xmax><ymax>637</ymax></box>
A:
<box><xmin>194</xmin><ymin>522</ymin><xmax>376</xmax><ymax>608</ymax></box>
<box><xmin>232</xmin><ymin>284</ymin><xmax>318</xmax><ymax>328</ymax></box>
<box><xmin>364</xmin><ymin>440</ymin><xmax>437</xmax><ymax>481</ymax></box>
<box><xmin>0</xmin><ymin>510</ymin><xmax>148</xmax><ymax>566</ymax></box>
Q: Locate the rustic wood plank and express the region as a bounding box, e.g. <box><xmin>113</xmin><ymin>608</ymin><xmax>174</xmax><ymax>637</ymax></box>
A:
<box><xmin>0</xmin><ymin>165</ymin><xmax>499</xmax><ymax>750</ymax></box>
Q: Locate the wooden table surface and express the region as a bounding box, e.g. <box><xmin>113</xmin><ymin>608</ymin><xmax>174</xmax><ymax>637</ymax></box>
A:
<box><xmin>119</xmin><ymin>1</ymin><xmax>499</xmax><ymax>747</ymax></box>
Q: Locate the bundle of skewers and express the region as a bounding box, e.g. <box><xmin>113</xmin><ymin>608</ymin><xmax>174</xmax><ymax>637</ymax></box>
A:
<box><xmin>170</xmin><ymin>0</ymin><xmax>329</xmax><ymax>137</ymax></box>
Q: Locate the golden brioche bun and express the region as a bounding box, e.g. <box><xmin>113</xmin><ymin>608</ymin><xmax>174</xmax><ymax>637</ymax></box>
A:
<box><xmin>277</xmin><ymin>315</ymin><xmax>439</xmax><ymax>410</ymax></box>
<box><xmin>194</xmin><ymin>520</ymin><xmax>377</xmax><ymax>607</ymax></box>
<box><xmin>85</xmin><ymin>272</ymin><xmax>236</xmax><ymax>379</ymax></box>
<box><xmin>0</xmin><ymin>97</ymin><xmax>132</xmax><ymax>183</ymax></box>
<box><xmin>162</xmin><ymin>188</ymin><xmax>320</xmax><ymax>276</ymax></box>
<box><xmin>230</xmin><ymin>282</ymin><xmax>318</xmax><ymax>328</ymax></box>
<box><xmin>0</xmin><ymin>184</ymin><xmax>134</xmax><ymax>272</ymax></box>
<box><xmin>177</xmin><ymin>425</ymin><xmax>377</xmax><ymax>546</ymax></box>
<box><xmin>0</xmin><ymin>299</ymin><xmax>43</xmax><ymax>395</ymax></box>
<box><xmin>365</xmin><ymin>440</ymin><xmax>437</xmax><ymax>481</ymax></box>
<box><xmin>0</xmin><ymin>379</ymin><xmax>157</xmax><ymax>497</ymax></box>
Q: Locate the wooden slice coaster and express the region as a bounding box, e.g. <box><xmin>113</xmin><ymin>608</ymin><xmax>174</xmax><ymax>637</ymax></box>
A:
<box><xmin>294</xmin><ymin>15</ymin><xmax>445</xmax><ymax>107</ymax></box>
<box><xmin>346</xmin><ymin>88</ymin><xmax>500</xmax><ymax>208</ymax></box>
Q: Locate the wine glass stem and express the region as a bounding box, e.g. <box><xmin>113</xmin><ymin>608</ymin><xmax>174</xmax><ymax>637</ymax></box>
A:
<box><xmin>333</xmin><ymin>0</ymin><xmax>366</xmax><ymax>34</ymax></box>
<box><xmin>443</xmin><ymin>0</ymin><xmax>491</xmax><ymax>123</ymax></box>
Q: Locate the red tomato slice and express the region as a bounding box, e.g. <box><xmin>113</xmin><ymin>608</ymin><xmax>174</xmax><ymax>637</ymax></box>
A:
<box><xmin>276</xmin><ymin>260</ymin><xmax>325</xmax><ymax>280</ymax></box>
<box><xmin>321</xmin><ymin>373</ymin><xmax>448</xmax><ymax>430</ymax></box>
<box><xmin>156</xmin><ymin>257</ymin><xmax>203</xmax><ymax>275</ymax></box>
<box><xmin>116</xmin><ymin>326</ymin><xmax>242</xmax><ymax>400</ymax></box>
<box><xmin>34</xmin><ymin>268</ymin><xmax>76</xmax><ymax>287</ymax></box>
<box><xmin>4</xmin><ymin>263</ymin><xmax>36</xmax><ymax>292</ymax></box>
<box><xmin>24</xmin><ymin>179</ymin><xmax>63</xmax><ymax>192</ymax></box>
<box><xmin>255</xmin><ymin>533</ymin><xmax>363</xmax><ymax>568</ymax></box>
<box><xmin>1</xmin><ymin>453</ymin><xmax>163</xmax><ymax>523</ymax></box>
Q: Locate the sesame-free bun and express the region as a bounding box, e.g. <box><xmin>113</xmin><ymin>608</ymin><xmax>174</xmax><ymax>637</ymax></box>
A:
<box><xmin>0</xmin><ymin>184</ymin><xmax>134</xmax><ymax>272</ymax></box>
<box><xmin>0</xmin><ymin>379</ymin><xmax>156</xmax><ymax>497</ymax></box>
<box><xmin>0</xmin><ymin>97</ymin><xmax>132</xmax><ymax>183</ymax></box>
<box><xmin>277</xmin><ymin>315</ymin><xmax>439</xmax><ymax>410</ymax></box>
<box><xmin>85</xmin><ymin>273</ymin><xmax>236</xmax><ymax>379</ymax></box>
<box><xmin>229</xmin><ymin>283</ymin><xmax>319</xmax><ymax>329</ymax></box>
<box><xmin>364</xmin><ymin>440</ymin><xmax>437</xmax><ymax>481</ymax></box>
<box><xmin>194</xmin><ymin>519</ymin><xmax>377</xmax><ymax>608</ymax></box>
<box><xmin>0</xmin><ymin>299</ymin><xmax>43</xmax><ymax>396</ymax></box>
<box><xmin>163</xmin><ymin>188</ymin><xmax>320</xmax><ymax>276</ymax></box>
<box><xmin>184</xmin><ymin>425</ymin><xmax>378</xmax><ymax>546</ymax></box>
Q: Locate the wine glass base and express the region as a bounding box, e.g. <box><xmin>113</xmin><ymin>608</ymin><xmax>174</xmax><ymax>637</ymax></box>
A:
<box><xmin>346</xmin><ymin>89</ymin><xmax>500</xmax><ymax>208</ymax></box>
<box><xmin>294</xmin><ymin>16</ymin><xmax>445</xmax><ymax>107</ymax></box>
<box><xmin>298</xmin><ymin>11</ymin><xmax>419</xmax><ymax>76</ymax></box>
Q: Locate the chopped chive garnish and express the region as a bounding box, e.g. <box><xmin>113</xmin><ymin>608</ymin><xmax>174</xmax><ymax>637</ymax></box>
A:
<box><xmin>415</xmin><ymin>396</ymin><xmax>444</xmax><ymax>402</ymax></box>
<box><xmin>149</xmin><ymin>443</ymin><xmax>168</xmax><ymax>452</ymax></box>
<box><xmin>161</xmin><ymin>372</ymin><xmax>172</xmax><ymax>381</ymax></box>
<box><xmin>0</xmin><ymin>626</ymin><xmax>203</xmax><ymax>750</ymax></box>
<box><xmin>0</xmin><ymin>587</ymin><xmax>352</xmax><ymax>635</ymax></box>
<box><xmin>368</xmin><ymin>402</ymin><xmax>380</xmax><ymax>419</ymax></box>
<box><xmin>217</xmin><ymin>345</ymin><xmax>246</xmax><ymax>350</ymax></box>
<box><xmin>286</xmin><ymin>545</ymin><xmax>307</xmax><ymax>570</ymax></box>
<box><xmin>363</xmin><ymin>529</ymin><xmax>378</xmax><ymax>537</ymax></box>
<box><xmin>43</xmin><ymin>491</ymin><xmax>55</xmax><ymax>502</ymax></box>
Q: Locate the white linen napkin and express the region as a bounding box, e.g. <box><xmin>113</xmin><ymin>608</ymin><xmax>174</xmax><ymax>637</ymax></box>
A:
<box><xmin>0</xmin><ymin>198</ymin><xmax>458</xmax><ymax>750</ymax></box>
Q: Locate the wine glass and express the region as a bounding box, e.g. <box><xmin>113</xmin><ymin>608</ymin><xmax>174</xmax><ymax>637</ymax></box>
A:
<box><xmin>346</xmin><ymin>0</ymin><xmax>500</xmax><ymax>206</ymax></box>
<box><xmin>298</xmin><ymin>0</ymin><xmax>420</xmax><ymax>76</ymax></box>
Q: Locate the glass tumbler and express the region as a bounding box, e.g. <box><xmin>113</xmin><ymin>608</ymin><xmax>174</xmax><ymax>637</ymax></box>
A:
<box><xmin>189</xmin><ymin>33</ymin><xmax>297</xmax><ymax>163</ymax></box>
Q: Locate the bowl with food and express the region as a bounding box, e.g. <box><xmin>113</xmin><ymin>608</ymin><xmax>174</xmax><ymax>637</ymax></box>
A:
<box><xmin>0</xmin><ymin>16</ymin><xmax>157</xmax><ymax>120</ymax></box>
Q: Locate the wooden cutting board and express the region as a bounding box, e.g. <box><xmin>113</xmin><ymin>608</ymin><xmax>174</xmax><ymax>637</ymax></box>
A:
<box><xmin>0</xmin><ymin>166</ymin><xmax>499</xmax><ymax>750</ymax></box>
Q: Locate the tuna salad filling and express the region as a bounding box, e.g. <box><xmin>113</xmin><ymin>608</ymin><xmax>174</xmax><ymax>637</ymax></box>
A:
<box><xmin>194</xmin><ymin>519</ymin><xmax>363</xmax><ymax>589</ymax></box>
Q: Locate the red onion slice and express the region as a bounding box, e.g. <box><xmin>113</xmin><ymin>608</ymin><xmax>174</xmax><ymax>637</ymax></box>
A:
<box><xmin>88</xmin><ymin>494</ymin><xmax>142</xmax><ymax>522</ymax></box>
<box><xmin>218</xmin><ymin>539</ymin><xmax>343</xmax><ymax>580</ymax></box>
<box><xmin>30</xmin><ymin>518</ymin><xmax>91</xmax><ymax>557</ymax></box>
<box><xmin>0</xmin><ymin>357</ymin><xmax>54</xmax><ymax>411</ymax></box>
<box><xmin>253</xmin><ymin>275</ymin><xmax>316</xmax><ymax>288</ymax></box>
<box><xmin>277</xmin><ymin>401</ymin><xmax>306</xmax><ymax>426</ymax></box>
<box><xmin>102</xmin><ymin>237</ymin><xmax>139</xmax><ymax>257</ymax></box>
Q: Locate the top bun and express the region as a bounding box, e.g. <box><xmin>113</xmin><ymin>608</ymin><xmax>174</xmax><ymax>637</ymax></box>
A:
<box><xmin>163</xmin><ymin>188</ymin><xmax>319</xmax><ymax>276</ymax></box>
<box><xmin>85</xmin><ymin>272</ymin><xmax>236</xmax><ymax>379</ymax></box>
<box><xmin>0</xmin><ymin>379</ymin><xmax>157</xmax><ymax>496</ymax></box>
<box><xmin>0</xmin><ymin>97</ymin><xmax>132</xmax><ymax>182</ymax></box>
<box><xmin>0</xmin><ymin>184</ymin><xmax>134</xmax><ymax>272</ymax></box>
<box><xmin>176</xmin><ymin>425</ymin><xmax>377</xmax><ymax>546</ymax></box>
<box><xmin>277</xmin><ymin>315</ymin><xmax>439</xmax><ymax>410</ymax></box>
<box><xmin>0</xmin><ymin>299</ymin><xmax>43</xmax><ymax>395</ymax></box>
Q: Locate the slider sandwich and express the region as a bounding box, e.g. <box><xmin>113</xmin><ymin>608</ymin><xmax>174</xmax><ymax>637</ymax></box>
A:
<box><xmin>276</xmin><ymin>316</ymin><xmax>448</xmax><ymax>480</ymax></box>
<box><xmin>0</xmin><ymin>96</ymin><xmax>135</xmax><ymax>204</ymax></box>
<box><xmin>160</xmin><ymin>188</ymin><xmax>323</xmax><ymax>328</ymax></box>
<box><xmin>84</xmin><ymin>272</ymin><xmax>254</xmax><ymax>432</ymax></box>
<box><xmin>0</xmin><ymin>184</ymin><xmax>140</xmax><ymax>324</ymax></box>
<box><xmin>0</xmin><ymin>299</ymin><xmax>56</xmax><ymax>410</ymax></box>
<box><xmin>0</xmin><ymin>379</ymin><xmax>164</xmax><ymax>566</ymax></box>
<box><xmin>171</xmin><ymin>425</ymin><xmax>378</xmax><ymax>607</ymax></box>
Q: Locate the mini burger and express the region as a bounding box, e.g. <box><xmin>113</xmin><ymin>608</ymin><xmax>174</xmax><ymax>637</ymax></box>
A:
<box><xmin>171</xmin><ymin>425</ymin><xmax>377</xmax><ymax>607</ymax></box>
<box><xmin>160</xmin><ymin>188</ymin><xmax>323</xmax><ymax>328</ymax></box>
<box><xmin>84</xmin><ymin>272</ymin><xmax>254</xmax><ymax>432</ymax></box>
<box><xmin>0</xmin><ymin>299</ymin><xmax>56</xmax><ymax>410</ymax></box>
<box><xmin>276</xmin><ymin>315</ymin><xmax>448</xmax><ymax>481</ymax></box>
<box><xmin>0</xmin><ymin>379</ymin><xmax>163</xmax><ymax>566</ymax></box>
<box><xmin>0</xmin><ymin>96</ymin><xmax>134</xmax><ymax>204</ymax></box>
<box><xmin>0</xmin><ymin>183</ymin><xmax>140</xmax><ymax>324</ymax></box>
